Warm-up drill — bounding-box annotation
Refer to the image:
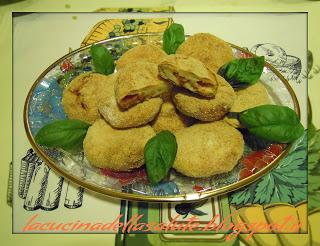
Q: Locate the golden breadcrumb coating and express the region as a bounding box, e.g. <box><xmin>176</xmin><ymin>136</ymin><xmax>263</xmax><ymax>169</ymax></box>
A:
<box><xmin>115</xmin><ymin>61</ymin><xmax>170</xmax><ymax>109</ymax></box>
<box><xmin>151</xmin><ymin>101</ymin><xmax>194</xmax><ymax>133</ymax></box>
<box><xmin>173</xmin><ymin>76</ymin><xmax>235</xmax><ymax>121</ymax></box>
<box><xmin>224</xmin><ymin>82</ymin><xmax>271</xmax><ymax>128</ymax></box>
<box><xmin>176</xmin><ymin>33</ymin><xmax>234</xmax><ymax>72</ymax></box>
<box><xmin>158</xmin><ymin>54</ymin><xmax>218</xmax><ymax>97</ymax></box>
<box><xmin>62</xmin><ymin>72</ymin><xmax>110</xmax><ymax>124</ymax></box>
<box><xmin>116</xmin><ymin>44</ymin><xmax>167</xmax><ymax>70</ymax></box>
<box><xmin>173</xmin><ymin>121</ymin><xmax>244</xmax><ymax>177</ymax></box>
<box><xmin>98</xmin><ymin>73</ymin><xmax>163</xmax><ymax>128</ymax></box>
<box><xmin>83</xmin><ymin>119</ymin><xmax>155</xmax><ymax>171</ymax></box>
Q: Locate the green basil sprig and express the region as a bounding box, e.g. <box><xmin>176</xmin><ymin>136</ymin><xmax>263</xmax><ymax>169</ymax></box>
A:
<box><xmin>35</xmin><ymin>119</ymin><xmax>90</xmax><ymax>151</ymax></box>
<box><xmin>218</xmin><ymin>56</ymin><xmax>265</xmax><ymax>88</ymax></box>
<box><xmin>239</xmin><ymin>105</ymin><xmax>304</xmax><ymax>143</ymax></box>
<box><xmin>162</xmin><ymin>23</ymin><xmax>185</xmax><ymax>55</ymax></box>
<box><xmin>90</xmin><ymin>44</ymin><xmax>115</xmax><ymax>75</ymax></box>
<box><xmin>144</xmin><ymin>130</ymin><xmax>177</xmax><ymax>185</ymax></box>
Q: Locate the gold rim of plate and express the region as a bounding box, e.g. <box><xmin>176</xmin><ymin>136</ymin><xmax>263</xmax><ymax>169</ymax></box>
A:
<box><xmin>23</xmin><ymin>33</ymin><xmax>301</xmax><ymax>202</ymax></box>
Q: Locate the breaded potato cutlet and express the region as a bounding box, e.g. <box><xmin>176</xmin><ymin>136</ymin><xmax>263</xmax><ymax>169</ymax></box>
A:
<box><xmin>98</xmin><ymin>74</ymin><xmax>163</xmax><ymax>128</ymax></box>
<box><xmin>158</xmin><ymin>55</ymin><xmax>218</xmax><ymax>98</ymax></box>
<box><xmin>115</xmin><ymin>62</ymin><xmax>170</xmax><ymax>109</ymax></box>
<box><xmin>62</xmin><ymin>72</ymin><xmax>109</xmax><ymax>124</ymax></box>
<box><xmin>176</xmin><ymin>33</ymin><xmax>234</xmax><ymax>72</ymax></box>
<box><xmin>173</xmin><ymin>76</ymin><xmax>235</xmax><ymax>121</ymax></box>
<box><xmin>151</xmin><ymin>101</ymin><xmax>194</xmax><ymax>133</ymax></box>
<box><xmin>83</xmin><ymin>119</ymin><xmax>155</xmax><ymax>171</ymax></box>
<box><xmin>116</xmin><ymin>44</ymin><xmax>167</xmax><ymax>70</ymax></box>
<box><xmin>224</xmin><ymin>82</ymin><xmax>271</xmax><ymax>128</ymax></box>
<box><xmin>173</xmin><ymin>121</ymin><xmax>244</xmax><ymax>178</ymax></box>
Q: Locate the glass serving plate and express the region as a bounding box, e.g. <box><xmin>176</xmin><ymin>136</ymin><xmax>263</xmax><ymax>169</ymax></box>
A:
<box><xmin>24</xmin><ymin>33</ymin><xmax>300</xmax><ymax>202</ymax></box>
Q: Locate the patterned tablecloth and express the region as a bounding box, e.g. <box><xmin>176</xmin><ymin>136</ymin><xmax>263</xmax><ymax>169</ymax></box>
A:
<box><xmin>11</xmin><ymin>11</ymin><xmax>314</xmax><ymax>246</ymax></box>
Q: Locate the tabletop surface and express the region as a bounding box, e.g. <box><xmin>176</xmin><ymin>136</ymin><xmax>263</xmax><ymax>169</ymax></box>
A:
<box><xmin>13</xmin><ymin>9</ymin><xmax>307</xmax><ymax>230</ymax></box>
<box><xmin>1</xmin><ymin>2</ymin><xmax>319</xmax><ymax>246</ymax></box>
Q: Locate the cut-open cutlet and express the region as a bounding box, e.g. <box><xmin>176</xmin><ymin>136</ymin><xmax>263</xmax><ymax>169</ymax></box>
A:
<box><xmin>158</xmin><ymin>54</ymin><xmax>219</xmax><ymax>98</ymax></box>
<box><xmin>115</xmin><ymin>61</ymin><xmax>170</xmax><ymax>110</ymax></box>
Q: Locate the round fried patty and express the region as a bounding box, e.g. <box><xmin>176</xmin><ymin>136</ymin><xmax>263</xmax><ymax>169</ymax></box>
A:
<box><xmin>173</xmin><ymin>121</ymin><xmax>244</xmax><ymax>177</ymax></box>
<box><xmin>116</xmin><ymin>44</ymin><xmax>167</xmax><ymax>70</ymax></box>
<box><xmin>224</xmin><ymin>82</ymin><xmax>271</xmax><ymax>128</ymax></box>
<box><xmin>173</xmin><ymin>76</ymin><xmax>235</xmax><ymax>121</ymax></box>
<box><xmin>83</xmin><ymin>119</ymin><xmax>155</xmax><ymax>171</ymax></box>
<box><xmin>176</xmin><ymin>33</ymin><xmax>234</xmax><ymax>72</ymax></box>
<box><xmin>151</xmin><ymin>101</ymin><xmax>194</xmax><ymax>133</ymax></box>
<box><xmin>98</xmin><ymin>73</ymin><xmax>163</xmax><ymax>128</ymax></box>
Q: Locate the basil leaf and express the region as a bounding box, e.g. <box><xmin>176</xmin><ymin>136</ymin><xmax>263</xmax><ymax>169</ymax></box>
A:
<box><xmin>35</xmin><ymin>120</ymin><xmax>90</xmax><ymax>151</ymax></box>
<box><xmin>218</xmin><ymin>56</ymin><xmax>265</xmax><ymax>88</ymax></box>
<box><xmin>162</xmin><ymin>23</ymin><xmax>185</xmax><ymax>55</ymax></box>
<box><xmin>144</xmin><ymin>130</ymin><xmax>177</xmax><ymax>185</ymax></box>
<box><xmin>239</xmin><ymin>105</ymin><xmax>304</xmax><ymax>143</ymax></box>
<box><xmin>90</xmin><ymin>44</ymin><xmax>115</xmax><ymax>75</ymax></box>
<box><xmin>240</xmin><ymin>128</ymin><xmax>273</xmax><ymax>150</ymax></box>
